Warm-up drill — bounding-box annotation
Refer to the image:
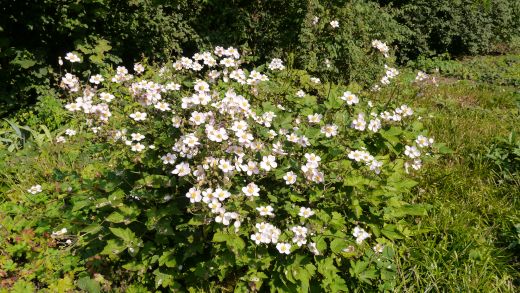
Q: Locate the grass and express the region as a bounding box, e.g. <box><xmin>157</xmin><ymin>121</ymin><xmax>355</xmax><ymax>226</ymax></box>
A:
<box><xmin>394</xmin><ymin>74</ymin><xmax>520</xmax><ymax>291</ymax></box>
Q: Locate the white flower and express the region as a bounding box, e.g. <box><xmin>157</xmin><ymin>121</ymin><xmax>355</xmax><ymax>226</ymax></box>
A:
<box><xmin>224</xmin><ymin>46</ymin><xmax>240</xmax><ymax>59</ymax></box>
<box><xmin>296</xmin><ymin>90</ymin><xmax>305</xmax><ymax>98</ymax></box>
<box><xmin>64</xmin><ymin>52</ymin><xmax>80</xmax><ymax>63</ymax></box>
<box><xmin>116</xmin><ymin>66</ymin><xmax>128</xmax><ymax>75</ymax></box>
<box><xmin>293</xmin><ymin>235</ymin><xmax>307</xmax><ymax>247</ymax></box>
<box><xmin>131</xmin><ymin>143</ymin><xmax>145</xmax><ymax>152</ymax></box>
<box><xmin>251</xmin><ymin>233</ymin><xmax>264</xmax><ymax>244</ymax></box>
<box><xmin>242</xmin><ymin>182</ymin><xmax>260</xmax><ymax>197</ymax></box>
<box><xmin>415</xmin><ymin>71</ymin><xmax>428</xmax><ymax>81</ymax></box>
<box><xmin>372</xmin><ymin>40</ymin><xmax>390</xmax><ymax>57</ymax></box>
<box><xmin>304</xmin><ymin>153</ymin><xmax>321</xmax><ymax>168</ymax></box>
<box><xmin>276</xmin><ymin>242</ymin><xmax>291</xmax><ymax>254</ymax></box>
<box><xmin>352</xmin><ymin>226</ymin><xmax>371</xmax><ymax>244</ymax></box>
<box><xmin>416</xmin><ymin>135</ymin><xmax>434</xmax><ymax>148</ymax></box>
<box><xmin>161</xmin><ymin>153</ymin><xmax>177</xmax><ymax>164</ymax></box>
<box><xmin>368</xmin><ymin>119</ymin><xmax>381</xmax><ymax>133</ymax></box>
<box><xmin>321</xmin><ymin>124</ymin><xmax>338</xmax><ymax>137</ymax></box>
<box><xmin>99</xmin><ymin>92</ymin><xmax>115</xmax><ymax>102</ymax></box>
<box><xmin>286</xmin><ymin>133</ymin><xmax>299</xmax><ymax>143</ymax></box>
<box><xmin>283</xmin><ymin>171</ymin><xmax>297</xmax><ymax>185</ymax></box>
<box><xmin>260</xmin><ymin>155</ymin><xmax>277</xmax><ymax>171</ymax></box>
<box><xmin>130</xmin><ymin>112</ymin><xmax>147</xmax><ymax>121</ymax></box>
<box><xmin>194</xmin><ymin>80</ymin><xmax>210</xmax><ymax>93</ymax></box>
<box><xmin>52</xmin><ymin>227</ymin><xmax>68</xmax><ymax>237</ymax></box>
<box><xmin>341</xmin><ymin>91</ymin><xmax>359</xmax><ymax>105</ymax></box>
<box><xmin>330</xmin><ymin>20</ymin><xmax>339</xmax><ymax>28</ymax></box>
<box><xmin>56</xmin><ymin>136</ymin><xmax>66</xmax><ymax>143</ymax></box>
<box><xmin>309</xmin><ymin>242</ymin><xmax>320</xmax><ymax>255</ymax></box>
<box><xmin>65</xmin><ymin>103</ymin><xmax>81</xmax><ymax>112</ymax></box>
<box><xmin>218</xmin><ymin>159</ymin><xmax>235</xmax><ymax>173</ymax></box>
<box><xmin>220</xmin><ymin>57</ymin><xmax>236</xmax><ymax>68</ymax></box>
<box><xmin>213</xmin><ymin>188</ymin><xmax>230</xmax><ymax>201</ymax></box>
<box><xmin>256</xmin><ymin>205</ymin><xmax>274</xmax><ymax>216</ymax></box>
<box><xmin>231</xmin><ymin>120</ymin><xmax>248</xmax><ymax>133</ymax></box>
<box><xmin>404</xmin><ymin>145</ymin><xmax>421</xmax><ymax>159</ymax></box>
<box><xmin>312</xmin><ymin>16</ymin><xmax>319</xmax><ymax>25</ymax></box>
<box><xmin>307</xmin><ymin>113</ymin><xmax>322</xmax><ymax>124</ymax></box>
<box><xmin>165</xmin><ymin>82</ymin><xmax>181</xmax><ymax>91</ymax></box>
<box><xmin>207</xmin><ymin>127</ymin><xmax>229</xmax><ymax>142</ymax></box>
<box><xmin>131</xmin><ymin>133</ymin><xmax>145</xmax><ymax>141</ymax></box>
<box><xmin>134</xmin><ymin>63</ymin><xmax>145</xmax><ymax>74</ymax></box>
<box><xmin>291</xmin><ymin>226</ymin><xmax>308</xmax><ymax>237</ymax></box>
<box><xmin>216</xmin><ymin>212</ymin><xmax>239</xmax><ymax>226</ymax></box>
<box><xmin>242</xmin><ymin>161</ymin><xmax>259</xmax><ymax>176</ymax></box>
<box><xmin>190</xmin><ymin>111</ymin><xmax>207</xmax><ymax>125</ymax></box>
<box><xmin>171</xmin><ymin>116</ymin><xmax>182</xmax><ymax>128</ymax></box>
<box><xmin>208</xmin><ymin>201</ymin><xmax>222</xmax><ymax>213</ymax></box>
<box><xmin>183</xmin><ymin>133</ymin><xmax>200</xmax><ymax>148</ymax></box>
<box><xmin>310</xmin><ymin>77</ymin><xmax>321</xmax><ymax>84</ymax></box>
<box><xmin>400</xmin><ymin>104</ymin><xmax>414</xmax><ymax>117</ymax></box>
<box><xmin>202</xmin><ymin>188</ymin><xmax>216</xmax><ymax>203</ymax></box>
<box><xmin>65</xmin><ymin>129</ymin><xmax>76</xmax><ymax>136</ymax></box>
<box><xmin>268</xmin><ymin>58</ymin><xmax>285</xmax><ymax>71</ymax></box>
<box><xmin>89</xmin><ymin>74</ymin><xmax>104</xmax><ymax>84</ymax></box>
<box><xmin>186</xmin><ymin>187</ymin><xmax>202</xmax><ymax>203</ymax></box>
<box><xmin>27</xmin><ymin>184</ymin><xmax>42</xmax><ymax>194</ymax></box>
<box><xmin>298</xmin><ymin>207</ymin><xmax>314</xmax><ymax>218</ymax></box>
<box><xmin>373</xmin><ymin>243</ymin><xmax>384</xmax><ymax>253</ymax></box>
<box><xmin>351</xmin><ymin>113</ymin><xmax>366</xmax><ymax>131</ymax></box>
<box><xmin>172</xmin><ymin>162</ymin><xmax>191</xmax><ymax>177</ymax></box>
<box><xmin>154</xmin><ymin>102</ymin><xmax>171</xmax><ymax>112</ymax></box>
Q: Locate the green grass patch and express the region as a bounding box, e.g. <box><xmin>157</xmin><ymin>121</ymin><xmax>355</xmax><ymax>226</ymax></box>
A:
<box><xmin>395</xmin><ymin>65</ymin><xmax>520</xmax><ymax>291</ymax></box>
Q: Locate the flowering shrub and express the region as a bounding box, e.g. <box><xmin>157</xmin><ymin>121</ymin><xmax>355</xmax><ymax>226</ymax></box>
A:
<box><xmin>57</xmin><ymin>45</ymin><xmax>438</xmax><ymax>290</ymax></box>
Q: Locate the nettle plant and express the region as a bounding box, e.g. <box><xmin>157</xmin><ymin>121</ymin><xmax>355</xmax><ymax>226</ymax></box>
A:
<box><xmin>58</xmin><ymin>43</ymin><xmax>436</xmax><ymax>291</ymax></box>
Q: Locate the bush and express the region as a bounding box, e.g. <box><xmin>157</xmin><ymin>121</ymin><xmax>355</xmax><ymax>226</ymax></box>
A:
<box><xmin>296</xmin><ymin>0</ymin><xmax>407</xmax><ymax>85</ymax></box>
<box><xmin>0</xmin><ymin>0</ymin><xmax>201</xmax><ymax>116</ymax></box>
<box><xmin>377</xmin><ymin>0</ymin><xmax>520</xmax><ymax>62</ymax></box>
<box><xmin>1</xmin><ymin>0</ymin><xmax>410</xmax><ymax>118</ymax></box>
<box><xmin>20</xmin><ymin>42</ymin><xmax>441</xmax><ymax>291</ymax></box>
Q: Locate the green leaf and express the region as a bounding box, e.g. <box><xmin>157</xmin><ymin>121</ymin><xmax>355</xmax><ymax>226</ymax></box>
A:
<box><xmin>138</xmin><ymin>174</ymin><xmax>171</xmax><ymax>188</ymax></box>
<box><xmin>213</xmin><ymin>231</ymin><xmax>245</xmax><ymax>252</ymax></box>
<box><xmin>100</xmin><ymin>239</ymin><xmax>125</xmax><ymax>256</ymax></box>
<box><xmin>80</xmin><ymin>224</ymin><xmax>102</xmax><ymax>235</ymax></box>
<box><xmin>109</xmin><ymin>227</ymin><xmax>141</xmax><ymax>252</ymax></box>
<box><xmin>351</xmin><ymin>199</ymin><xmax>363</xmax><ymax>218</ymax></box>
<box><xmin>381</xmin><ymin>225</ymin><xmax>404</xmax><ymax>240</ymax></box>
<box><xmin>317</xmin><ymin>258</ymin><xmax>348</xmax><ymax>292</ymax></box>
<box><xmin>330</xmin><ymin>238</ymin><xmax>348</xmax><ymax>254</ymax></box>
<box><xmin>159</xmin><ymin>251</ymin><xmax>178</xmax><ymax>268</ymax></box>
<box><xmin>380</xmin><ymin>127</ymin><xmax>402</xmax><ymax>144</ymax></box>
<box><xmin>153</xmin><ymin>269</ymin><xmax>179</xmax><ymax>289</ymax></box>
<box><xmin>349</xmin><ymin>260</ymin><xmax>377</xmax><ymax>284</ymax></box>
<box><xmin>106</xmin><ymin>211</ymin><xmax>126</xmax><ymax>223</ymax></box>
<box><xmin>77</xmin><ymin>277</ymin><xmax>101</xmax><ymax>293</ymax></box>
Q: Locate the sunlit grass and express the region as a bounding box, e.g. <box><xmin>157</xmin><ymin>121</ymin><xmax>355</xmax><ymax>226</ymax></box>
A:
<box><xmin>396</xmin><ymin>69</ymin><xmax>520</xmax><ymax>291</ymax></box>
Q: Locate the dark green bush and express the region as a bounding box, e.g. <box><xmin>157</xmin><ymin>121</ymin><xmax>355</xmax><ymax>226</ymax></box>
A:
<box><xmin>296</xmin><ymin>0</ymin><xmax>406</xmax><ymax>85</ymax></box>
<box><xmin>3</xmin><ymin>0</ymin><xmax>519</xmax><ymax>118</ymax></box>
<box><xmin>376</xmin><ymin>0</ymin><xmax>520</xmax><ymax>62</ymax></box>
<box><xmin>196</xmin><ymin>0</ymin><xmax>406</xmax><ymax>85</ymax></box>
<box><xmin>0</xmin><ymin>0</ymin><xmax>201</xmax><ymax>117</ymax></box>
